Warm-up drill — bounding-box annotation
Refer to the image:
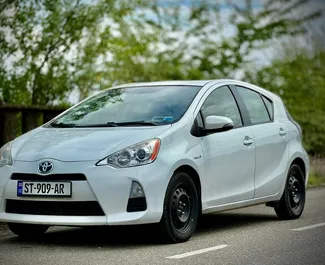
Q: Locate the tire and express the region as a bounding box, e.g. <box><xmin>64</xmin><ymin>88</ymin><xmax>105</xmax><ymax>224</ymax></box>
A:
<box><xmin>159</xmin><ymin>171</ymin><xmax>199</xmax><ymax>243</ymax></box>
<box><xmin>274</xmin><ymin>164</ymin><xmax>306</xmax><ymax>220</ymax></box>
<box><xmin>7</xmin><ymin>223</ymin><xmax>49</xmax><ymax>238</ymax></box>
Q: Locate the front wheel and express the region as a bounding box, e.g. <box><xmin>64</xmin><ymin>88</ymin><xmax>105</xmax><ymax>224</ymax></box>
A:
<box><xmin>159</xmin><ymin>171</ymin><xmax>199</xmax><ymax>243</ymax></box>
<box><xmin>7</xmin><ymin>223</ymin><xmax>49</xmax><ymax>238</ymax></box>
<box><xmin>274</xmin><ymin>164</ymin><xmax>306</xmax><ymax>219</ymax></box>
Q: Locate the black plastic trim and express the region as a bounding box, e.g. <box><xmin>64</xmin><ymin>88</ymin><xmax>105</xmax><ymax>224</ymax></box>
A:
<box><xmin>228</xmin><ymin>85</ymin><xmax>252</xmax><ymax>126</ymax></box>
<box><xmin>6</xmin><ymin>200</ymin><xmax>105</xmax><ymax>216</ymax></box>
<box><xmin>11</xmin><ymin>173</ymin><xmax>87</xmax><ymax>181</ymax></box>
<box><xmin>191</xmin><ymin>85</ymin><xmax>248</xmax><ymax>137</ymax></box>
<box><xmin>231</xmin><ymin>85</ymin><xmax>274</xmax><ymax>126</ymax></box>
<box><xmin>127</xmin><ymin>197</ymin><xmax>147</xmax><ymax>212</ymax></box>
<box><xmin>261</xmin><ymin>95</ymin><xmax>274</xmax><ymax>121</ymax></box>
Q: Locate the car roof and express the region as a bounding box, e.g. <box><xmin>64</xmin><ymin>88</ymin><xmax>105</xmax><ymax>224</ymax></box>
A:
<box><xmin>111</xmin><ymin>80</ymin><xmax>214</xmax><ymax>88</ymax></box>
<box><xmin>110</xmin><ymin>79</ymin><xmax>280</xmax><ymax>101</ymax></box>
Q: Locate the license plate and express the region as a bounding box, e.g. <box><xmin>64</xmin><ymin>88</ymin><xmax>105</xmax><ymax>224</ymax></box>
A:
<box><xmin>17</xmin><ymin>181</ymin><xmax>72</xmax><ymax>197</ymax></box>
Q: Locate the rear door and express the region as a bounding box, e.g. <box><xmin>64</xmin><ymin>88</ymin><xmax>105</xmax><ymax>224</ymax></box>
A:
<box><xmin>232</xmin><ymin>85</ymin><xmax>289</xmax><ymax>198</ymax></box>
<box><xmin>196</xmin><ymin>85</ymin><xmax>255</xmax><ymax>206</ymax></box>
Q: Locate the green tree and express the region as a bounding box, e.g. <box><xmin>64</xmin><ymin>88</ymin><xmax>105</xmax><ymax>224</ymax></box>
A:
<box><xmin>247</xmin><ymin>46</ymin><xmax>325</xmax><ymax>155</ymax></box>
<box><xmin>0</xmin><ymin>0</ymin><xmax>150</xmax><ymax>105</ymax></box>
<box><xmin>0</xmin><ymin>0</ymin><xmax>322</xmax><ymax>105</ymax></box>
<box><xmin>103</xmin><ymin>0</ymin><xmax>322</xmax><ymax>84</ymax></box>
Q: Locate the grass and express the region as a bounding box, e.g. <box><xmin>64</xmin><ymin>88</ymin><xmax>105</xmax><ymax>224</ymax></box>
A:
<box><xmin>308</xmin><ymin>157</ymin><xmax>325</xmax><ymax>188</ymax></box>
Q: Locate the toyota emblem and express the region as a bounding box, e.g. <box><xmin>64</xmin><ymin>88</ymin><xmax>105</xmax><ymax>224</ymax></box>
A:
<box><xmin>38</xmin><ymin>161</ymin><xmax>54</xmax><ymax>174</ymax></box>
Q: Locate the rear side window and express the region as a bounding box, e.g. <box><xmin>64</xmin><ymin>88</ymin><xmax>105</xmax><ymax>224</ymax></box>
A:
<box><xmin>237</xmin><ymin>86</ymin><xmax>271</xmax><ymax>124</ymax></box>
<box><xmin>262</xmin><ymin>96</ymin><xmax>273</xmax><ymax>120</ymax></box>
<box><xmin>201</xmin><ymin>86</ymin><xmax>242</xmax><ymax>126</ymax></box>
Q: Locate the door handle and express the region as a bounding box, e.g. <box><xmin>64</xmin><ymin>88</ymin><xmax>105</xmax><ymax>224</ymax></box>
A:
<box><xmin>243</xmin><ymin>136</ymin><xmax>254</xmax><ymax>146</ymax></box>
<box><xmin>279</xmin><ymin>127</ymin><xmax>287</xmax><ymax>136</ymax></box>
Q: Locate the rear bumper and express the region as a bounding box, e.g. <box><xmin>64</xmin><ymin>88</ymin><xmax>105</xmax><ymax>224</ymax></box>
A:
<box><xmin>0</xmin><ymin>159</ymin><xmax>170</xmax><ymax>226</ymax></box>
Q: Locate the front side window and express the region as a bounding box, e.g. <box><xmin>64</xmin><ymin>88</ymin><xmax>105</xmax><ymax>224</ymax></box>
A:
<box><xmin>237</xmin><ymin>86</ymin><xmax>271</xmax><ymax>124</ymax></box>
<box><xmin>201</xmin><ymin>86</ymin><xmax>242</xmax><ymax>126</ymax></box>
<box><xmin>50</xmin><ymin>86</ymin><xmax>201</xmax><ymax>127</ymax></box>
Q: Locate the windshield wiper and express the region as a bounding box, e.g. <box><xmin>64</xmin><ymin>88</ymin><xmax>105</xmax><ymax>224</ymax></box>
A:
<box><xmin>74</xmin><ymin>123</ymin><xmax>119</xmax><ymax>127</ymax></box>
<box><xmin>50</xmin><ymin>121</ymin><xmax>158</xmax><ymax>128</ymax></box>
<box><xmin>113</xmin><ymin>121</ymin><xmax>158</xmax><ymax>126</ymax></box>
<box><xmin>50</xmin><ymin>122</ymin><xmax>117</xmax><ymax>128</ymax></box>
<box><xmin>50</xmin><ymin>122</ymin><xmax>76</xmax><ymax>128</ymax></box>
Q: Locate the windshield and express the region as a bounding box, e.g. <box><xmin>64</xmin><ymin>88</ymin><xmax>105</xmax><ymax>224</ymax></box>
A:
<box><xmin>50</xmin><ymin>85</ymin><xmax>201</xmax><ymax>127</ymax></box>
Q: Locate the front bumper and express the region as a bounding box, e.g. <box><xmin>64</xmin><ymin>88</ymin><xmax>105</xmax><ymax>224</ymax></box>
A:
<box><xmin>0</xmin><ymin>159</ymin><xmax>170</xmax><ymax>226</ymax></box>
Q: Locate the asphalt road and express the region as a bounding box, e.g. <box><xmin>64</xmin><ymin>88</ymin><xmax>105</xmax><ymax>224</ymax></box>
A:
<box><xmin>1</xmin><ymin>187</ymin><xmax>325</xmax><ymax>265</ymax></box>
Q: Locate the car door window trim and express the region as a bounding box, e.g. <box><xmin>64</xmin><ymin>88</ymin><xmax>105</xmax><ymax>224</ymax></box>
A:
<box><xmin>228</xmin><ymin>85</ymin><xmax>251</xmax><ymax>126</ymax></box>
<box><xmin>232</xmin><ymin>85</ymin><xmax>274</xmax><ymax>126</ymax></box>
<box><xmin>191</xmin><ymin>82</ymin><xmax>276</xmax><ymax>135</ymax></box>
<box><xmin>261</xmin><ymin>95</ymin><xmax>274</xmax><ymax>122</ymax></box>
<box><xmin>200</xmin><ymin>85</ymin><xmax>244</xmax><ymax>127</ymax></box>
<box><xmin>191</xmin><ymin>85</ymin><xmax>247</xmax><ymax>137</ymax></box>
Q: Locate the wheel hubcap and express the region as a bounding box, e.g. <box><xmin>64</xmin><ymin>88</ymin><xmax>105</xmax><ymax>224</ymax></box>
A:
<box><xmin>171</xmin><ymin>187</ymin><xmax>192</xmax><ymax>231</ymax></box>
<box><xmin>288</xmin><ymin>176</ymin><xmax>301</xmax><ymax>209</ymax></box>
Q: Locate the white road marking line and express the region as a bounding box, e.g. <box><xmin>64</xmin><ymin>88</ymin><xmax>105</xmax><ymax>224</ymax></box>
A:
<box><xmin>292</xmin><ymin>222</ymin><xmax>325</xmax><ymax>231</ymax></box>
<box><xmin>166</xmin><ymin>244</ymin><xmax>228</xmax><ymax>259</ymax></box>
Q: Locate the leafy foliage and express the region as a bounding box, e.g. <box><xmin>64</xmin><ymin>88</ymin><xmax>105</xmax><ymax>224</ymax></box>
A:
<box><xmin>136</xmin><ymin>0</ymin><xmax>322</xmax><ymax>80</ymax></box>
<box><xmin>0</xmin><ymin>0</ymin><xmax>149</xmax><ymax>104</ymax></box>
<box><xmin>1</xmin><ymin>0</ymin><xmax>321</xmax><ymax>104</ymax></box>
<box><xmin>0</xmin><ymin>0</ymin><xmax>324</xmax><ymax>155</ymax></box>
<box><xmin>248</xmin><ymin>49</ymin><xmax>325</xmax><ymax>155</ymax></box>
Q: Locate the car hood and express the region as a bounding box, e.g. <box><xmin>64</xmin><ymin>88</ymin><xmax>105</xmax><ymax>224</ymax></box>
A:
<box><xmin>13</xmin><ymin>125</ymin><xmax>171</xmax><ymax>162</ymax></box>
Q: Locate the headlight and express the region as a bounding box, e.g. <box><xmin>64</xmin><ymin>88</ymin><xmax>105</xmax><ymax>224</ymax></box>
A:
<box><xmin>96</xmin><ymin>139</ymin><xmax>161</xmax><ymax>168</ymax></box>
<box><xmin>0</xmin><ymin>141</ymin><xmax>13</xmax><ymax>167</ymax></box>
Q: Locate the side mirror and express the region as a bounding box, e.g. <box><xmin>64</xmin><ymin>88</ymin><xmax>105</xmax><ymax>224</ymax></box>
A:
<box><xmin>203</xmin><ymin>115</ymin><xmax>234</xmax><ymax>133</ymax></box>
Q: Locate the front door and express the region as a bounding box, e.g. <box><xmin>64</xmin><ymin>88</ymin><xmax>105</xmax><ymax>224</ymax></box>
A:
<box><xmin>198</xmin><ymin>85</ymin><xmax>255</xmax><ymax>207</ymax></box>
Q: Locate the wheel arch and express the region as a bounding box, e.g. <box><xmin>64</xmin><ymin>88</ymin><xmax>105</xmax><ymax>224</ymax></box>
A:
<box><xmin>267</xmin><ymin>155</ymin><xmax>308</xmax><ymax>208</ymax></box>
<box><xmin>274</xmin><ymin>153</ymin><xmax>309</xmax><ymax>202</ymax></box>
<box><xmin>291</xmin><ymin>157</ymin><xmax>306</xmax><ymax>180</ymax></box>
<box><xmin>174</xmin><ymin>165</ymin><xmax>202</xmax><ymax>214</ymax></box>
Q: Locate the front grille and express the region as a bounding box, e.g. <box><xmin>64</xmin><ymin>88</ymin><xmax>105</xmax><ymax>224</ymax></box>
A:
<box><xmin>6</xmin><ymin>200</ymin><xmax>105</xmax><ymax>216</ymax></box>
<box><xmin>11</xmin><ymin>173</ymin><xmax>87</xmax><ymax>181</ymax></box>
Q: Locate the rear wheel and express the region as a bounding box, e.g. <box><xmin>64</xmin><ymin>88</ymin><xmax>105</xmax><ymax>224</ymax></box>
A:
<box><xmin>159</xmin><ymin>171</ymin><xmax>199</xmax><ymax>243</ymax></box>
<box><xmin>274</xmin><ymin>164</ymin><xmax>305</xmax><ymax>219</ymax></box>
<box><xmin>7</xmin><ymin>223</ymin><xmax>49</xmax><ymax>238</ymax></box>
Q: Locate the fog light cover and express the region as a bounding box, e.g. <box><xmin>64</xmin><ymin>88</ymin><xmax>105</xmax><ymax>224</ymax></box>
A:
<box><xmin>127</xmin><ymin>181</ymin><xmax>147</xmax><ymax>212</ymax></box>
<box><xmin>130</xmin><ymin>181</ymin><xmax>144</xmax><ymax>198</ymax></box>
